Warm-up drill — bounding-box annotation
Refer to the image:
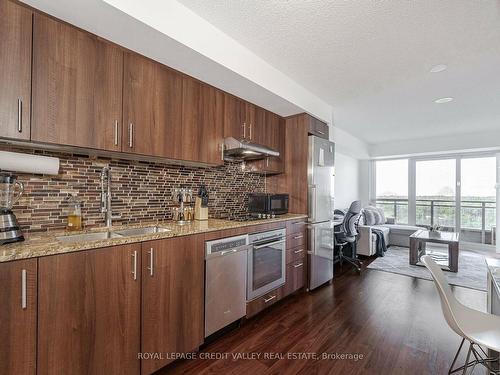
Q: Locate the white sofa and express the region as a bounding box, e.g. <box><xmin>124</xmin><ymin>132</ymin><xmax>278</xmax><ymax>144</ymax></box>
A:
<box><xmin>357</xmin><ymin>218</ymin><xmax>420</xmax><ymax>256</ymax></box>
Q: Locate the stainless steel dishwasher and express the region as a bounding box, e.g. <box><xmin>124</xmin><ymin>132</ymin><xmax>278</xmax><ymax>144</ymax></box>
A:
<box><xmin>205</xmin><ymin>234</ymin><xmax>250</xmax><ymax>337</ymax></box>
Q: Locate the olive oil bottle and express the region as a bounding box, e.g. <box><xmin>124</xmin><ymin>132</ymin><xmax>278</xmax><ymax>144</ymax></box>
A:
<box><xmin>66</xmin><ymin>194</ymin><xmax>82</xmax><ymax>231</ymax></box>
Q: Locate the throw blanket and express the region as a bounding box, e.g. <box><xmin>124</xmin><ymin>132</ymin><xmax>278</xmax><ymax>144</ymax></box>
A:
<box><xmin>372</xmin><ymin>228</ymin><xmax>388</xmax><ymax>257</ymax></box>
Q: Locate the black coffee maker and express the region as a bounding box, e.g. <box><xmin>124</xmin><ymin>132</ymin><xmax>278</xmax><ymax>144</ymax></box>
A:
<box><xmin>0</xmin><ymin>173</ymin><xmax>24</xmax><ymax>244</ymax></box>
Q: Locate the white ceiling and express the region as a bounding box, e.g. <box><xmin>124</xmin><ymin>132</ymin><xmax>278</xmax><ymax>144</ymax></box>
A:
<box><xmin>179</xmin><ymin>0</ymin><xmax>500</xmax><ymax>144</ymax></box>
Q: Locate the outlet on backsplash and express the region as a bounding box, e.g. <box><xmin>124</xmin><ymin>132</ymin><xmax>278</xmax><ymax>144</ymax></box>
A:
<box><xmin>0</xmin><ymin>146</ymin><xmax>265</xmax><ymax>233</ymax></box>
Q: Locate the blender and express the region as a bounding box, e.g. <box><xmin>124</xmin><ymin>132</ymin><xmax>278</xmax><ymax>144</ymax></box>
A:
<box><xmin>0</xmin><ymin>173</ymin><xmax>24</xmax><ymax>244</ymax></box>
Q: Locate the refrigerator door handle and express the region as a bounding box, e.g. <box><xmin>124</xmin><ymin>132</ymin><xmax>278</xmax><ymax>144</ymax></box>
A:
<box><xmin>309</xmin><ymin>185</ymin><xmax>317</xmax><ymax>222</ymax></box>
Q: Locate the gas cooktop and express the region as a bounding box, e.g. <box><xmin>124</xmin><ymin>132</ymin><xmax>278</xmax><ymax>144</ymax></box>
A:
<box><xmin>227</xmin><ymin>213</ymin><xmax>277</xmax><ymax>222</ymax></box>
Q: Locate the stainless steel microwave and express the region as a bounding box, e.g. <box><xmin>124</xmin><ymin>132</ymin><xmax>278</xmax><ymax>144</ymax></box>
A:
<box><xmin>248</xmin><ymin>193</ymin><xmax>289</xmax><ymax>215</ymax></box>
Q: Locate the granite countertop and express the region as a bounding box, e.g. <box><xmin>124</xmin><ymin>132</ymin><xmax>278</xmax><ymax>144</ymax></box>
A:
<box><xmin>0</xmin><ymin>213</ymin><xmax>308</xmax><ymax>263</ymax></box>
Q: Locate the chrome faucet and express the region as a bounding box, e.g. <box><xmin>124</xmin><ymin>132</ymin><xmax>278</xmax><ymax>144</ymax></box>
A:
<box><xmin>100</xmin><ymin>167</ymin><xmax>120</xmax><ymax>227</ymax></box>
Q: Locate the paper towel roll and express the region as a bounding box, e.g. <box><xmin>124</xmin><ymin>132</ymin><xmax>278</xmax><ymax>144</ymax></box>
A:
<box><xmin>0</xmin><ymin>151</ymin><xmax>60</xmax><ymax>175</ymax></box>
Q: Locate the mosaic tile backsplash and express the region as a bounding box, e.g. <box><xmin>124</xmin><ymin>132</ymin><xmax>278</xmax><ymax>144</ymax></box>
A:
<box><xmin>1</xmin><ymin>147</ymin><xmax>266</xmax><ymax>233</ymax></box>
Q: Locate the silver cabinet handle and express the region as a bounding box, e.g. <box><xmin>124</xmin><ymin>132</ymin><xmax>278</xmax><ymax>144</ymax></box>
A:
<box><xmin>249</xmin><ymin>123</ymin><xmax>252</xmax><ymax>140</ymax></box>
<box><xmin>266</xmin><ymin>157</ymin><xmax>269</xmax><ymax>167</ymax></box>
<box><xmin>17</xmin><ymin>98</ymin><xmax>22</xmax><ymax>133</ymax></box>
<box><xmin>294</xmin><ymin>263</ymin><xmax>304</xmax><ymax>268</ymax></box>
<box><xmin>147</xmin><ymin>248</ymin><xmax>154</xmax><ymax>277</ymax></box>
<box><xmin>21</xmin><ymin>269</ymin><xmax>27</xmax><ymax>309</ymax></box>
<box><xmin>294</xmin><ymin>249</ymin><xmax>304</xmax><ymax>254</ymax></box>
<box><xmin>264</xmin><ymin>295</ymin><xmax>276</xmax><ymax>303</ymax></box>
<box><xmin>243</xmin><ymin>122</ymin><xmax>246</xmax><ymax>138</ymax></box>
<box><xmin>128</xmin><ymin>123</ymin><xmax>134</xmax><ymax>148</ymax></box>
<box><xmin>293</xmin><ymin>234</ymin><xmax>303</xmax><ymax>240</ymax></box>
<box><xmin>220</xmin><ymin>143</ymin><xmax>225</xmax><ymax>161</ymax></box>
<box><xmin>131</xmin><ymin>250</ymin><xmax>137</xmax><ymax>280</ymax></box>
<box><xmin>114</xmin><ymin>120</ymin><xmax>119</xmax><ymax>146</ymax></box>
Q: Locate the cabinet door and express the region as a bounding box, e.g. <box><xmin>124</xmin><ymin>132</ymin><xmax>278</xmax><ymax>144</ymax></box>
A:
<box><xmin>307</xmin><ymin>114</ymin><xmax>329</xmax><ymax>139</ymax></box>
<box><xmin>284</xmin><ymin>260</ymin><xmax>305</xmax><ymax>297</ymax></box>
<box><xmin>251</xmin><ymin>106</ymin><xmax>266</xmax><ymax>145</ymax></box>
<box><xmin>123</xmin><ymin>53</ymin><xmax>182</xmax><ymax>159</ymax></box>
<box><xmin>0</xmin><ymin>0</ymin><xmax>32</xmax><ymax>141</ymax></box>
<box><xmin>223</xmin><ymin>94</ymin><xmax>245</xmax><ymax>140</ymax></box>
<box><xmin>32</xmin><ymin>14</ymin><xmax>123</xmax><ymax>151</ymax></box>
<box><xmin>245</xmin><ymin>102</ymin><xmax>256</xmax><ymax>141</ymax></box>
<box><xmin>38</xmin><ymin>244</ymin><xmax>141</xmax><ymax>375</ymax></box>
<box><xmin>0</xmin><ymin>259</ymin><xmax>37</xmax><ymax>375</ymax></box>
<box><xmin>247</xmin><ymin>113</ymin><xmax>284</xmax><ymax>174</ymax></box>
<box><xmin>141</xmin><ymin>235</ymin><xmax>204</xmax><ymax>374</ymax></box>
<box><xmin>181</xmin><ymin>78</ymin><xmax>224</xmax><ymax>165</ymax></box>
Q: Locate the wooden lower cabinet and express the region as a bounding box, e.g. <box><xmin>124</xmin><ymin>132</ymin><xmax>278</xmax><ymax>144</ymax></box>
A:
<box><xmin>141</xmin><ymin>235</ymin><xmax>205</xmax><ymax>375</ymax></box>
<box><xmin>0</xmin><ymin>259</ymin><xmax>37</xmax><ymax>375</ymax></box>
<box><xmin>246</xmin><ymin>286</ymin><xmax>283</xmax><ymax>318</ymax></box>
<box><xmin>37</xmin><ymin>244</ymin><xmax>141</xmax><ymax>375</ymax></box>
<box><xmin>284</xmin><ymin>260</ymin><xmax>306</xmax><ymax>297</ymax></box>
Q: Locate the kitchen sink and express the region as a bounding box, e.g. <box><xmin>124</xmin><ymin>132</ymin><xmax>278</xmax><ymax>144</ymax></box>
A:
<box><xmin>113</xmin><ymin>226</ymin><xmax>171</xmax><ymax>237</ymax></box>
<box><xmin>56</xmin><ymin>231</ymin><xmax>123</xmax><ymax>243</ymax></box>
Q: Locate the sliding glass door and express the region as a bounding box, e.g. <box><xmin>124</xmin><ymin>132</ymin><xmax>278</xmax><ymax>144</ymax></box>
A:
<box><xmin>415</xmin><ymin>159</ymin><xmax>456</xmax><ymax>229</ymax></box>
<box><xmin>375</xmin><ymin>154</ymin><xmax>497</xmax><ymax>245</ymax></box>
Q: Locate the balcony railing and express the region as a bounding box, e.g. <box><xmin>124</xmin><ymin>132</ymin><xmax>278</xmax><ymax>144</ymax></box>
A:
<box><xmin>375</xmin><ymin>198</ymin><xmax>496</xmax><ymax>244</ymax></box>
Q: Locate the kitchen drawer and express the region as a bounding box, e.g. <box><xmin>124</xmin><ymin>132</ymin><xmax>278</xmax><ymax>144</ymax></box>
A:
<box><xmin>283</xmin><ymin>260</ymin><xmax>306</xmax><ymax>297</ymax></box>
<box><xmin>246</xmin><ymin>286</ymin><xmax>283</xmax><ymax>318</ymax></box>
<box><xmin>286</xmin><ymin>244</ymin><xmax>306</xmax><ymax>265</ymax></box>
<box><xmin>286</xmin><ymin>219</ymin><xmax>307</xmax><ymax>235</ymax></box>
<box><xmin>287</xmin><ymin>231</ymin><xmax>306</xmax><ymax>249</ymax></box>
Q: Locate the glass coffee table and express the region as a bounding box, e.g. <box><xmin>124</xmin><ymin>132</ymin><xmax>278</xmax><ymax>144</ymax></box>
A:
<box><xmin>409</xmin><ymin>229</ymin><xmax>460</xmax><ymax>272</ymax></box>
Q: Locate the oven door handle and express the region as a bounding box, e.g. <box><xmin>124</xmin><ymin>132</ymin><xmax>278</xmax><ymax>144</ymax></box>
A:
<box><xmin>253</xmin><ymin>239</ymin><xmax>286</xmax><ymax>250</ymax></box>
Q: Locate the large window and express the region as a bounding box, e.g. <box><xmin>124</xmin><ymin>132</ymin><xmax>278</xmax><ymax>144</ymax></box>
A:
<box><xmin>374</xmin><ymin>155</ymin><xmax>497</xmax><ymax>245</ymax></box>
<box><xmin>375</xmin><ymin>159</ymin><xmax>408</xmax><ymax>224</ymax></box>
<box><xmin>416</xmin><ymin>159</ymin><xmax>456</xmax><ymax>228</ymax></box>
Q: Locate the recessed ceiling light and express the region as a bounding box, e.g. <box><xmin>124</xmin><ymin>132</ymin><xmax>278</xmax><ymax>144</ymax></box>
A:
<box><xmin>434</xmin><ymin>97</ymin><xmax>454</xmax><ymax>104</ymax></box>
<box><xmin>430</xmin><ymin>64</ymin><xmax>448</xmax><ymax>73</ymax></box>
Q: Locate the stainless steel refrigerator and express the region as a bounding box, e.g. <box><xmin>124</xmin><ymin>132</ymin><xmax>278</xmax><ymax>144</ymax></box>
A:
<box><xmin>307</xmin><ymin>135</ymin><xmax>335</xmax><ymax>290</ymax></box>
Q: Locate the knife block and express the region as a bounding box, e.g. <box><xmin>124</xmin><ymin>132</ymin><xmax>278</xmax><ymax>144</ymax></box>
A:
<box><xmin>195</xmin><ymin>197</ymin><xmax>208</xmax><ymax>221</ymax></box>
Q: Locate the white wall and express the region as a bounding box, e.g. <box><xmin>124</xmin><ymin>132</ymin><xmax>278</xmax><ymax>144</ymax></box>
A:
<box><xmin>334</xmin><ymin>153</ymin><xmax>361</xmax><ymax>210</ymax></box>
<box><xmin>330</xmin><ymin>126</ymin><xmax>369</xmax><ymax>210</ymax></box>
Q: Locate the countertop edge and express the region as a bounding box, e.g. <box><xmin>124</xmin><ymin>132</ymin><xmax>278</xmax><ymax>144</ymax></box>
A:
<box><xmin>0</xmin><ymin>214</ymin><xmax>308</xmax><ymax>263</ymax></box>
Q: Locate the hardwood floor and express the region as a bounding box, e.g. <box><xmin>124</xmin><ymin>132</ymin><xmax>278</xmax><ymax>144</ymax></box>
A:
<box><xmin>157</xmin><ymin>259</ymin><xmax>487</xmax><ymax>375</ymax></box>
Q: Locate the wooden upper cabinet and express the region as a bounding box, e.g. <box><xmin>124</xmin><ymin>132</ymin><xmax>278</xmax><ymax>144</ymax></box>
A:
<box><xmin>246</xmin><ymin>112</ymin><xmax>285</xmax><ymax>174</ymax></box>
<box><xmin>251</xmin><ymin>106</ymin><xmax>266</xmax><ymax>144</ymax></box>
<box><xmin>141</xmin><ymin>235</ymin><xmax>205</xmax><ymax>374</ymax></box>
<box><xmin>0</xmin><ymin>0</ymin><xmax>32</xmax><ymax>141</ymax></box>
<box><xmin>223</xmin><ymin>94</ymin><xmax>245</xmax><ymax>140</ymax></box>
<box><xmin>38</xmin><ymin>244</ymin><xmax>141</xmax><ymax>375</ymax></box>
<box><xmin>181</xmin><ymin>78</ymin><xmax>224</xmax><ymax>165</ymax></box>
<box><xmin>306</xmin><ymin>114</ymin><xmax>329</xmax><ymax>139</ymax></box>
<box><xmin>0</xmin><ymin>258</ymin><xmax>37</xmax><ymax>375</ymax></box>
<box><xmin>31</xmin><ymin>13</ymin><xmax>123</xmax><ymax>151</ymax></box>
<box><xmin>123</xmin><ymin>53</ymin><xmax>182</xmax><ymax>159</ymax></box>
<box><xmin>244</xmin><ymin>102</ymin><xmax>256</xmax><ymax>141</ymax></box>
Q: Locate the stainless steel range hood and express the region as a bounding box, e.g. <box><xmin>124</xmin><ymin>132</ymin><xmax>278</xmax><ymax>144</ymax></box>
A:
<box><xmin>223</xmin><ymin>137</ymin><xmax>279</xmax><ymax>161</ymax></box>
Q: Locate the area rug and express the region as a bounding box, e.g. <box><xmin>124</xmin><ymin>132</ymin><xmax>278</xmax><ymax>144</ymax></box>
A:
<box><xmin>366</xmin><ymin>246</ymin><xmax>488</xmax><ymax>291</ymax></box>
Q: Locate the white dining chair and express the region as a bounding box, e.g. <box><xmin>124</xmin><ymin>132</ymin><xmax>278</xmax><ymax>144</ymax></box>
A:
<box><xmin>421</xmin><ymin>255</ymin><xmax>500</xmax><ymax>374</ymax></box>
